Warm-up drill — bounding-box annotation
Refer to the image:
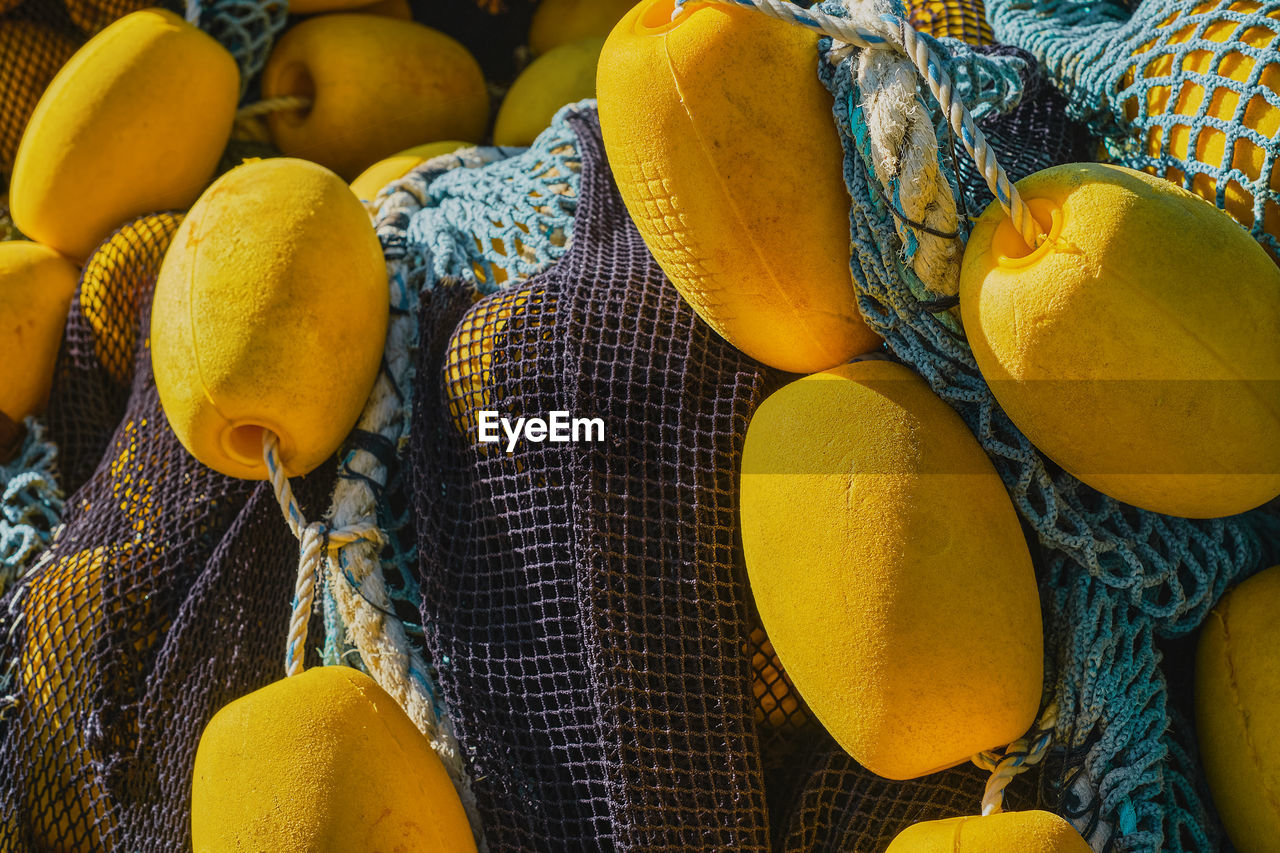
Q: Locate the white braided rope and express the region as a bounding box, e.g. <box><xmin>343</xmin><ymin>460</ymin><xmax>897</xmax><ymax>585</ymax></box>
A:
<box><xmin>674</xmin><ymin>0</ymin><xmax>1047</xmax><ymax>256</ymax></box>
<box><xmin>262</xmin><ymin>152</ymin><xmax>515</xmax><ymax>847</ymax></box>
<box><xmin>852</xmin><ymin>0</ymin><xmax>962</xmax><ymax>294</ymax></box>
<box><xmin>262</xmin><ymin>432</ymin><xmax>383</xmax><ymax>678</ymax></box>
<box><xmin>972</xmin><ymin>703</ymin><xmax>1060</xmax><ymax>815</ymax></box>
<box><xmin>262</xmin><ymin>323</ymin><xmax>485</xmax><ymax>841</ymax></box>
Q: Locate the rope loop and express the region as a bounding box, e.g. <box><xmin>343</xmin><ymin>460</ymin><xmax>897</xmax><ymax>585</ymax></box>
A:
<box><xmin>232</xmin><ymin>96</ymin><xmax>313</xmax><ymax>144</ymax></box>
<box><xmin>673</xmin><ymin>0</ymin><xmax>1047</xmax><ymax>250</ymax></box>
<box><xmin>263</xmin><ymin>430</ymin><xmax>385</xmax><ymax>677</ymax></box>
<box><xmin>972</xmin><ymin>703</ymin><xmax>1060</xmax><ymax>815</ymax></box>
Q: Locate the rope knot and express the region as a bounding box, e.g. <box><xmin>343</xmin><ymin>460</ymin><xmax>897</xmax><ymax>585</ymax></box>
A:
<box><xmin>264</xmin><ymin>431</ymin><xmax>386</xmax><ymax>677</ymax></box>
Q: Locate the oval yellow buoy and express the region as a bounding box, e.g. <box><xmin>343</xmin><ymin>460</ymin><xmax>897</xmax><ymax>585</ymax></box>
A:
<box><xmin>1196</xmin><ymin>564</ymin><xmax>1280</xmax><ymax>853</ymax></box>
<box><xmin>960</xmin><ymin>162</ymin><xmax>1280</xmax><ymax>518</ymax></box>
<box><xmin>21</xmin><ymin>544</ymin><xmax>158</xmax><ymax>852</ymax></box>
<box><xmin>150</xmin><ymin>158</ymin><xmax>388</xmax><ymax>480</ymax></box>
<box><xmin>261</xmin><ymin>15</ymin><xmax>488</xmax><ymax>180</ymax></box>
<box><xmin>741</xmin><ymin>359</ymin><xmax>1042</xmax><ymax>780</ymax></box>
<box><xmin>597</xmin><ymin>0</ymin><xmax>880</xmax><ymax>373</ymax></box>
<box><xmin>191</xmin><ymin>666</ymin><xmax>477</xmax><ymax>853</ymax></box>
<box><xmin>9</xmin><ymin>9</ymin><xmax>239</xmax><ymax>261</ymax></box>
<box><xmin>80</xmin><ymin>211</ymin><xmax>184</xmax><ymax>384</ymax></box>
<box><xmin>529</xmin><ymin>0</ymin><xmax>636</xmax><ymax>55</ymax></box>
<box><xmin>494</xmin><ymin>37</ymin><xmax>603</xmax><ymax>148</ymax></box>
<box><xmin>0</xmin><ymin>241</ymin><xmax>81</xmax><ymax>423</ymax></box>
<box><xmin>886</xmin><ymin>811</ymin><xmax>1093</xmax><ymax>851</ymax></box>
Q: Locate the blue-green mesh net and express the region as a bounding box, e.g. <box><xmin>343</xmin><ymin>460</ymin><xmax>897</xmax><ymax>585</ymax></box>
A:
<box><xmin>816</xmin><ymin>1</ymin><xmax>1279</xmax><ymax>849</ymax></box>
<box><xmin>188</xmin><ymin>0</ymin><xmax>287</xmax><ymax>96</ymax></box>
<box><xmin>988</xmin><ymin>0</ymin><xmax>1280</xmax><ymax>260</ymax></box>
<box><xmin>0</xmin><ymin>421</ymin><xmax>62</xmax><ymax>597</ymax></box>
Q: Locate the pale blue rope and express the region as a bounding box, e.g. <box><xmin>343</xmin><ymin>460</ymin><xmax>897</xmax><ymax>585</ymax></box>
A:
<box><xmin>0</xmin><ymin>420</ymin><xmax>62</xmax><ymax>596</ymax></box>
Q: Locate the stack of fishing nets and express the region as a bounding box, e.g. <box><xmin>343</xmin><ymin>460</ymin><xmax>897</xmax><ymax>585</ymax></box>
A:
<box><xmin>2</xmin><ymin>0</ymin><xmax>1279</xmax><ymax>850</ymax></box>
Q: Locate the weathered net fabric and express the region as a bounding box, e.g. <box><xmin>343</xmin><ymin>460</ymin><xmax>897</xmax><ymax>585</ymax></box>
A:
<box><xmin>987</xmin><ymin>0</ymin><xmax>1280</xmax><ymax>259</ymax></box>
<box><xmin>190</xmin><ymin>0</ymin><xmax>284</xmax><ymax>95</ymax></box>
<box><xmin>0</xmin><ymin>422</ymin><xmax>61</xmax><ymax>596</ymax></box>
<box><xmin>404</xmin><ymin>104</ymin><xmax>1061</xmax><ymax>851</ymax></box>
<box><xmin>953</xmin><ymin>45</ymin><xmax>1096</xmax><ymax>212</ymax></box>
<box><xmin>814</xmin><ymin>0</ymin><xmax>1280</xmax><ymax>848</ymax></box>
<box><xmin>0</xmin><ymin>206</ymin><xmax>336</xmax><ymax>851</ymax></box>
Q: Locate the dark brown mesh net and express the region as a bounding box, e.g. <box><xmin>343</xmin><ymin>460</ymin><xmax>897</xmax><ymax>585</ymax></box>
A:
<box><xmin>62</xmin><ymin>0</ymin><xmax>152</xmax><ymax>35</ymax></box>
<box><xmin>409</xmin><ymin>109</ymin><xmax>1047</xmax><ymax>852</ymax></box>
<box><xmin>0</xmin><ymin>208</ymin><xmax>336</xmax><ymax>850</ymax></box>
<box><xmin>0</xmin><ymin>15</ymin><xmax>80</xmax><ymax>183</ymax></box>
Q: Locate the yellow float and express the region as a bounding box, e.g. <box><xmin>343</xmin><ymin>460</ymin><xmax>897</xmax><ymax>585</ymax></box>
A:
<box><xmin>886</xmin><ymin>811</ymin><xmax>1093</xmax><ymax>851</ymax></box>
<box><xmin>1196</xmin><ymin>564</ymin><xmax>1280</xmax><ymax>853</ymax></box>
<box><xmin>598</xmin><ymin>0</ymin><xmax>880</xmax><ymax>373</ymax></box>
<box><xmin>261</xmin><ymin>15</ymin><xmax>488</xmax><ymax>180</ymax></box>
<box><xmin>349</xmin><ymin>140</ymin><xmax>468</xmax><ymax>201</ymax></box>
<box><xmin>740</xmin><ymin>359</ymin><xmax>1042</xmax><ymax>780</ymax></box>
<box><xmin>0</xmin><ymin>241</ymin><xmax>81</xmax><ymax>423</ymax></box>
<box><xmin>529</xmin><ymin>0</ymin><xmax>636</xmax><ymax>55</ymax></box>
<box><xmin>960</xmin><ymin>163</ymin><xmax>1280</xmax><ymax>518</ymax></box>
<box><xmin>150</xmin><ymin>158</ymin><xmax>388</xmax><ymax>480</ymax></box>
<box><xmin>494</xmin><ymin>37</ymin><xmax>603</xmax><ymax>148</ymax></box>
<box><xmin>9</xmin><ymin>9</ymin><xmax>238</xmax><ymax>260</ymax></box>
<box><xmin>191</xmin><ymin>666</ymin><xmax>477</xmax><ymax>853</ymax></box>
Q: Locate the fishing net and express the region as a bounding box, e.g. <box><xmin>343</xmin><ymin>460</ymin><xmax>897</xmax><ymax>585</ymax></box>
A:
<box><xmin>0</xmin><ymin>196</ymin><xmax>336</xmax><ymax>851</ymax></box>
<box><xmin>0</xmin><ymin>16</ymin><xmax>79</xmax><ymax>186</ymax></box>
<box><xmin>906</xmin><ymin>0</ymin><xmax>994</xmax><ymax>45</ymax></box>
<box><xmin>397</xmin><ymin>94</ymin><xmax>1070</xmax><ymax>849</ymax></box>
<box><xmin>805</xmin><ymin>0</ymin><xmax>1280</xmax><ymax>849</ymax></box>
<box><xmin>5</xmin><ymin>0</ymin><xmax>1271</xmax><ymax>848</ymax></box>
<box><xmin>988</xmin><ymin>0</ymin><xmax>1280</xmax><ymax>260</ymax></box>
<box><xmin>193</xmin><ymin>0</ymin><xmax>285</xmax><ymax>96</ymax></box>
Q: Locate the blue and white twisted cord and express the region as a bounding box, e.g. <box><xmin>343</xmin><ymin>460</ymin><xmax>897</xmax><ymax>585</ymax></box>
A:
<box><xmin>674</xmin><ymin>0</ymin><xmax>1047</xmax><ymax>249</ymax></box>
<box><xmin>973</xmin><ymin>703</ymin><xmax>1061</xmax><ymax>814</ymax></box>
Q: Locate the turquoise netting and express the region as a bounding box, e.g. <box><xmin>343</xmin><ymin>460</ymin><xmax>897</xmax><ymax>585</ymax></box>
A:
<box><xmin>187</xmin><ymin>0</ymin><xmax>288</xmax><ymax>97</ymax></box>
<box><xmin>815</xmin><ymin>1</ymin><xmax>1280</xmax><ymax>850</ymax></box>
<box><xmin>988</xmin><ymin>0</ymin><xmax>1280</xmax><ymax>258</ymax></box>
<box><xmin>0</xmin><ymin>421</ymin><xmax>61</xmax><ymax>597</ymax></box>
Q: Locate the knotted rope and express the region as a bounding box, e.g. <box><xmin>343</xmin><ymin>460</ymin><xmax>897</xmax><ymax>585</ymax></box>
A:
<box><xmin>262</xmin><ymin>431</ymin><xmax>384</xmax><ymax>678</ymax></box>
<box><xmin>674</xmin><ymin>0</ymin><xmax>1046</xmax><ymax>259</ymax></box>
<box><xmin>257</xmin><ymin>147</ymin><xmax>506</xmax><ymax>843</ymax></box>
